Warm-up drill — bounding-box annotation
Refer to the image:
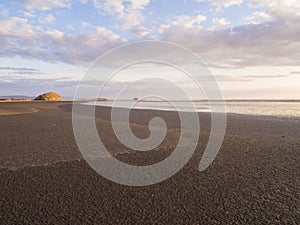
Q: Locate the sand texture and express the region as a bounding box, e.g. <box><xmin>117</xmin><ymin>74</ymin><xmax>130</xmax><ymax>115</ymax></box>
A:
<box><xmin>0</xmin><ymin>102</ymin><xmax>299</xmax><ymax>224</ymax></box>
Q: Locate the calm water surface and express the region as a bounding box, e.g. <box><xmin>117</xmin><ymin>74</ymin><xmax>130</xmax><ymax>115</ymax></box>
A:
<box><xmin>85</xmin><ymin>101</ymin><xmax>300</xmax><ymax>118</ymax></box>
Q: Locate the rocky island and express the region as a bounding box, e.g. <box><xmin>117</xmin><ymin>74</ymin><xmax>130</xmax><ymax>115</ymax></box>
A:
<box><xmin>34</xmin><ymin>92</ymin><xmax>62</xmax><ymax>101</ymax></box>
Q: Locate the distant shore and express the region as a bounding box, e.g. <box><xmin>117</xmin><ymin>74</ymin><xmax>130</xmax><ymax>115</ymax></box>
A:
<box><xmin>1</xmin><ymin>98</ymin><xmax>300</xmax><ymax>103</ymax></box>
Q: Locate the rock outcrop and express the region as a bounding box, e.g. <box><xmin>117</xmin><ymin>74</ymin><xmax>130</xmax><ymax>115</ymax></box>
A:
<box><xmin>34</xmin><ymin>92</ymin><xmax>62</xmax><ymax>101</ymax></box>
<box><xmin>96</xmin><ymin>98</ymin><xmax>107</xmax><ymax>101</ymax></box>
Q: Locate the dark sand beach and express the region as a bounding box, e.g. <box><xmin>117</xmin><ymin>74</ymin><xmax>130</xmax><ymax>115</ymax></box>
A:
<box><xmin>0</xmin><ymin>102</ymin><xmax>299</xmax><ymax>224</ymax></box>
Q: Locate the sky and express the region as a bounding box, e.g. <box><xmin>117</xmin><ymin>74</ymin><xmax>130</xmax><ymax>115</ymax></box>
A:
<box><xmin>0</xmin><ymin>0</ymin><xmax>299</xmax><ymax>99</ymax></box>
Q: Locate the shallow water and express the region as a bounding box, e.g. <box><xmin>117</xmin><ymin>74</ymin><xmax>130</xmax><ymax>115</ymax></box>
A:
<box><xmin>84</xmin><ymin>101</ymin><xmax>300</xmax><ymax>118</ymax></box>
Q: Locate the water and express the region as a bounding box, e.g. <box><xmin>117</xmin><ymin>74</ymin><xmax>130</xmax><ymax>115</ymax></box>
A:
<box><xmin>84</xmin><ymin>101</ymin><xmax>300</xmax><ymax>118</ymax></box>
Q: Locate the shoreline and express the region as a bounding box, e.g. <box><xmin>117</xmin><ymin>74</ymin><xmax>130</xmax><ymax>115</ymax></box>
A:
<box><xmin>1</xmin><ymin>99</ymin><xmax>300</xmax><ymax>117</ymax></box>
<box><xmin>84</xmin><ymin>101</ymin><xmax>300</xmax><ymax>120</ymax></box>
<box><xmin>1</xmin><ymin>100</ymin><xmax>300</xmax><ymax>120</ymax></box>
<box><xmin>0</xmin><ymin>101</ymin><xmax>72</xmax><ymax>116</ymax></box>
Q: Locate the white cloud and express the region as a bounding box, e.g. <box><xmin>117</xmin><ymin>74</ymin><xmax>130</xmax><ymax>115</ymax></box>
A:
<box><xmin>23</xmin><ymin>11</ymin><xmax>36</xmax><ymax>18</ymax></box>
<box><xmin>158</xmin><ymin>24</ymin><xmax>170</xmax><ymax>33</ymax></box>
<box><xmin>174</xmin><ymin>15</ymin><xmax>207</xmax><ymax>27</ymax></box>
<box><xmin>80</xmin><ymin>21</ymin><xmax>94</xmax><ymax>28</ymax></box>
<box><xmin>159</xmin><ymin>16</ymin><xmax>300</xmax><ymax>68</ymax></box>
<box><xmin>196</xmin><ymin>0</ymin><xmax>243</xmax><ymax>12</ymax></box>
<box><xmin>156</xmin><ymin>0</ymin><xmax>300</xmax><ymax>69</ymax></box>
<box><xmin>38</xmin><ymin>14</ymin><xmax>55</xmax><ymax>23</ymax></box>
<box><xmin>1</xmin><ymin>0</ymin><xmax>299</xmax><ymax>71</ymax></box>
<box><xmin>90</xmin><ymin>0</ymin><xmax>151</xmax><ymax>30</ymax></box>
<box><xmin>40</xmin><ymin>26</ymin><xmax>124</xmax><ymax>63</ymax></box>
<box><xmin>212</xmin><ymin>17</ymin><xmax>231</xmax><ymax>29</ymax></box>
<box><xmin>22</xmin><ymin>0</ymin><xmax>71</xmax><ymax>10</ymax></box>
<box><xmin>0</xmin><ymin>16</ymin><xmax>124</xmax><ymax>64</ymax></box>
<box><xmin>159</xmin><ymin>15</ymin><xmax>206</xmax><ymax>33</ymax></box>
<box><xmin>44</xmin><ymin>30</ymin><xmax>65</xmax><ymax>39</ymax></box>
<box><xmin>0</xmin><ymin>17</ymin><xmax>34</xmax><ymax>38</ymax></box>
<box><xmin>250</xmin><ymin>0</ymin><xmax>300</xmax><ymax>19</ymax></box>
<box><xmin>245</xmin><ymin>11</ymin><xmax>272</xmax><ymax>24</ymax></box>
<box><xmin>78</xmin><ymin>0</ymin><xmax>90</xmax><ymax>3</ymax></box>
<box><xmin>131</xmin><ymin>26</ymin><xmax>152</xmax><ymax>39</ymax></box>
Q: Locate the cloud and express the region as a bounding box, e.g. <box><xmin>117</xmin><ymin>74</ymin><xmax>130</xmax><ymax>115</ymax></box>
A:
<box><xmin>38</xmin><ymin>14</ymin><xmax>55</xmax><ymax>23</ymax></box>
<box><xmin>0</xmin><ymin>0</ymin><xmax>299</xmax><ymax>72</ymax></box>
<box><xmin>0</xmin><ymin>75</ymin><xmax>72</xmax><ymax>82</ymax></box>
<box><xmin>159</xmin><ymin>14</ymin><xmax>300</xmax><ymax>68</ymax></box>
<box><xmin>0</xmin><ymin>16</ymin><xmax>124</xmax><ymax>64</ymax></box>
<box><xmin>290</xmin><ymin>71</ymin><xmax>300</xmax><ymax>74</ymax></box>
<box><xmin>195</xmin><ymin>0</ymin><xmax>243</xmax><ymax>12</ymax></box>
<box><xmin>159</xmin><ymin>15</ymin><xmax>206</xmax><ymax>33</ymax></box>
<box><xmin>0</xmin><ymin>67</ymin><xmax>45</xmax><ymax>76</ymax></box>
<box><xmin>250</xmin><ymin>0</ymin><xmax>300</xmax><ymax>19</ymax></box>
<box><xmin>131</xmin><ymin>26</ymin><xmax>152</xmax><ymax>39</ymax></box>
<box><xmin>174</xmin><ymin>15</ymin><xmax>207</xmax><ymax>28</ymax></box>
<box><xmin>0</xmin><ymin>17</ymin><xmax>34</xmax><ymax>38</ymax></box>
<box><xmin>211</xmin><ymin>17</ymin><xmax>231</xmax><ymax>29</ymax></box>
<box><xmin>22</xmin><ymin>0</ymin><xmax>71</xmax><ymax>10</ymax></box>
<box><xmin>245</xmin><ymin>11</ymin><xmax>272</xmax><ymax>24</ymax></box>
<box><xmin>243</xmin><ymin>74</ymin><xmax>288</xmax><ymax>78</ymax></box>
<box><xmin>0</xmin><ymin>75</ymin><xmax>77</xmax><ymax>96</ymax></box>
<box><xmin>23</xmin><ymin>11</ymin><xmax>36</xmax><ymax>18</ymax></box>
<box><xmin>90</xmin><ymin>0</ymin><xmax>151</xmax><ymax>30</ymax></box>
<box><xmin>0</xmin><ymin>67</ymin><xmax>39</xmax><ymax>71</ymax></box>
<box><xmin>216</xmin><ymin>75</ymin><xmax>252</xmax><ymax>82</ymax></box>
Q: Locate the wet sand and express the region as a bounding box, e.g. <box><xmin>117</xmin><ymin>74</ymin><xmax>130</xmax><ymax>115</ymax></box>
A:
<box><xmin>0</xmin><ymin>102</ymin><xmax>299</xmax><ymax>224</ymax></box>
<box><xmin>0</xmin><ymin>104</ymin><xmax>37</xmax><ymax>116</ymax></box>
